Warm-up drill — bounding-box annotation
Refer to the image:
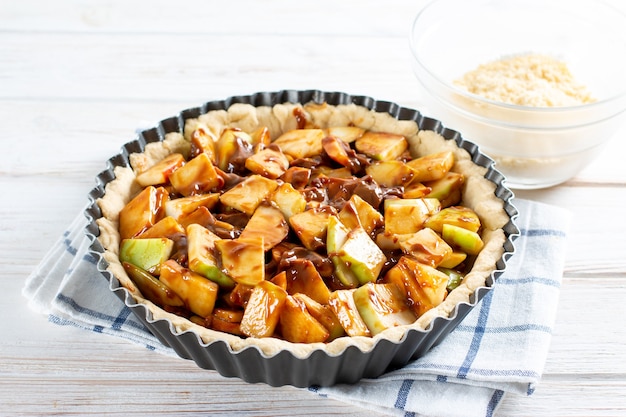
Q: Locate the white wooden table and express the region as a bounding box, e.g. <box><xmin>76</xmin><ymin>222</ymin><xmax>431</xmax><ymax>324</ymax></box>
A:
<box><xmin>2</xmin><ymin>1</ymin><xmax>626</xmax><ymax>415</ymax></box>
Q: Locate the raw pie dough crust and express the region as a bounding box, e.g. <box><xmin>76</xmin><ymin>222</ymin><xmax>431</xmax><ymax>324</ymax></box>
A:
<box><xmin>96</xmin><ymin>101</ymin><xmax>509</xmax><ymax>358</ymax></box>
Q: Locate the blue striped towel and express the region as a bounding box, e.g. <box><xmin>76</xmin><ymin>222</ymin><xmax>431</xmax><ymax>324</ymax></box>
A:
<box><xmin>23</xmin><ymin>198</ymin><xmax>571</xmax><ymax>417</ymax></box>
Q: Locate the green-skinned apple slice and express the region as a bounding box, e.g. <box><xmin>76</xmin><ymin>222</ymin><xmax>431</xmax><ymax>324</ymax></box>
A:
<box><xmin>119</xmin><ymin>237</ymin><xmax>173</xmax><ymax>275</ymax></box>
<box><xmin>186</xmin><ymin>223</ymin><xmax>236</xmax><ymax>290</ymax></box>
<box><xmin>326</xmin><ymin>216</ymin><xmax>359</xmax><ymax>288</ymax></box>
<box><xmin>279</xmin><ymin>295</ymin><xmax>330</xmax><ymax>343</ymax></box>
<box><xmin>441</xmin><ymin>223</ymin><xmax>484</xmax><ymax>255</ymax></box>
<box><xmin>240</xmin><ymin>280</ymin><xmax>287</xmax><ymax>338</ymax></box>
<box><xmin>122</xmin><ymin>261</ymin><xmax>184</xmax><ymax>309</ymax></box>
<box><xmin>338</xmin><ymin>226</ymin><xmax>386</xmax><ymax>285</ymax></box>
<box><xmin>328</xmin><ymin>289</ymin><xmax>371</xmax><ymax>337</ymax></box>
<box><xmin>353</xmin><ymin>283</ymin><xmax>416</xmax><ymax>335</ymax></box>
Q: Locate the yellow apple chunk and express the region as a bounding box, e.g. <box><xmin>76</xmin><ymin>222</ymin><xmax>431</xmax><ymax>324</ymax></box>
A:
<box><xmin>160</xmin><ymin>259</ymin><xmax>219</xmax><ymax>318</ymax></box>
<box><xmin>406</xmin><ymin>151</ymin><xmax>455</xmax><ymax>183</ymax></box>
<box><xmin>219</xmin><ymin>174</ymin><xmax>279</xmax><ymax>216</ymax></box>
<box><xmin>292</xmin><ymin>293</ymin><xmax>345</xmax><ymax>341</ymax></box>
<box><xmin>135</xmin><ymin>153</ymin><xmax>185</xmax><ymax>187</ymax></box>
<box><xmin>384</xmin><ymin>256</ymin><xmax>448</xmax><ymax>317</ymax></box>
<box><xmin>398</xmin><ymin>227</ymin><xmax>453</xmax><ymax>268</ymax></box>
<box><xmin>215</xmin><ymin>128</ymin><xmax>254</xmax><ymax>171</ymax></box>
<box><xmin>383</xmin><ymin>198</ymin><xmax>433</xmax><ymax>235</ymax></box>
<box><xmin>164</xmin><ymin>193</ymin><xmax>220</xmax><ymax>221</ymax></box>
<box><xmin>354</xmin><ymin>131</ymin><xmax>407</xmax><ymax>160</ymax></box>
<box><xmin>244</xmin><ymin>147</ymin><xmax>290</xmax><ymax>179</ymax></box>
<box><xmin>215</xmin><ymin>236</ymin><xmax>265</xmax><ymax>286</ymax></box>
<box><xmin>169</xmin><ymin>152</ymin><xmax>223</xmax><ymax>196</ymax></box>
<box><xmin>239</xmin><ymin>204</ymin><xmax>289</xmax><ymax>251</ymax></box>
<box><xmin>424</xmin><ymin>206</ymin><xmax>481</xmax><ymax>233</ymax></box>
<box><xmin>288</xmin><ymin>207</ymin><xmax>332</xmax><ymax>251</ymax></box>
<box><xmin>136</xmin><ymin>216</ymin><xmax>185</xmax><ymax>239</ymax></box>
<box><xmin>272</xmin><ymin>128</ymin><xmax>325</xmax><ymax>159</ymax></box>
<box><xmin>119</xmin><ymin>186</ymin><xmax>168</xmax><ymax>240</ymax></box>
<box><xmin>365</xmin><ymin>160</ymin><xmax>415</xmax><ymax>188</ymax></box>
<box><xmin>271</xmin><ymin>182</ymin><xmax>307</xmax><ymax>220</ymax></box>
<box><xmin>283</xmin><ymin>258</ymin><xmax>331</xmax><ymax>305</ymax></box>
<box><xmin>240</xmin><ymin>280</ymin><xmax>288</xmax><ymax>338</ymax></box>
<box><xmin>328</xmin><ymin>289</ymin><xmax>371</xmax><ymax>337</ymax></box>
<box><xmin>279</xmin><ymin>295</ymin><xmax>330</xmax><ymax>343</ymax></box>
<box><xmin>322</xmin><ymin>126</ymin><xmax>365</xmax><ymax>143</ymax></box>
<box><xmin>189</xmin><ymin>127</ymin><xmax>217</xmax><ymax>161</ymax></box>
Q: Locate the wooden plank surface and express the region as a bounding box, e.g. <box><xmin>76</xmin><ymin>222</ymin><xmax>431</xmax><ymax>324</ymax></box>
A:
<box><xmin>2</xmin><ymin>1</ymin><xmax>626</xmax><ymax>416</ymax></box>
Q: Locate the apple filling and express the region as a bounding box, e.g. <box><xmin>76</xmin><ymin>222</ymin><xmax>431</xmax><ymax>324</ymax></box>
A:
<box><xmin>113</xmin><ymin>122</ymin><xmax>489</xmax><ymax>344</ymax></box>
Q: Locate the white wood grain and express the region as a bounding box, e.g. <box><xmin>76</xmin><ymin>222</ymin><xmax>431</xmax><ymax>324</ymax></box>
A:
<box><xmin>2</xmin><ymin>1</ymin><xmax>626</xmax><ymax>416</ymax></box>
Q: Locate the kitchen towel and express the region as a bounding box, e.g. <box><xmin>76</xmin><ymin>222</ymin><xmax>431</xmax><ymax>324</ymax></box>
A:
<box><xmin>23</xmin><ymin>198</ymin><xmax>571</xmax><ymax>417</ymax></box>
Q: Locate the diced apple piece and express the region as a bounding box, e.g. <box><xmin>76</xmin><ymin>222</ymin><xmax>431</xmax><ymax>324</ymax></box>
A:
<box><xmin>439</xmin><ymin>268</ymin><xmax>464</xmax><ymax>291</ymax></box>
<box><xmin>283</xmin><ymin>258</ymin><xmax>331</xmax><ymax>305</ymax></box>
<box><xmin>244</xmin><ymin>147</ymin><xmax>290</xmax><ymax>179</ymax></box>
<box><xmin>353</xmin><ymin>283</ymin><xmax>417</xmax><ymax>336</ymax></box>
<box><xmin>424</xmin><ymin>172</ymin><xmax>464</xmax><ymax>208</ymax></box>
<box><xmin>424</xmin><ymin>206</ymin><xmax>481</xmax><ymax>233</ymax></box>
<box><xmin>272</xmin><ymin>128</ymin><xmax>325</xmax><ymax>159</ymax></box>
<box><xmin>135</xmin><ymin>153</ymin><xmax>186</xmax><ymax>187</ymax></box>
<box><xmin>169</xmin><ymin>152</ymin><xmax>223</xmax><ymax>196</ymax></box>
<box><xmin>326</xmin><ymin>216</ymin><xmax>359</xmax><ymax>288</ymax></box>
<box><xmin>122</xmin><ymin>261</ymin><xmax>185</xmax><ymax>309</ymax></box>
<box><xmin>270</xmin><ymin>270</ymin><xmax>288</xmax><ymax>290</ymax></box>
<box><xmin>323</xmin><ymin>126</ymin><xmax>365</xmax><ymax>143</ymax></box>
<box><xmin>119</xmin><ymin>237</ymin><xmax>173</xmax><ymax>275</ymax></box>
<box><xmin>375</xmin><ymin>231</ymin><xmax>412</xmax><ymax>251</ymax></box>
<box><xmin>403</xmin><ymin>181</ymin><xmax>432</xmax><ymax>199</ymax></box>
<box><xmin>119</xmin><ymin>186</ymin><xmax>168</xmax><ymax>239</ymax></box>
<box><xmin>240</xmin><ymin>280</ymin><xmax>288</xmax><ymax>338</ymax></box>
<box><xmin>293</xmin><ymin>293</ymin><xmax>345</xmax><ymax>341</ymax></box>
<box><xmin>189</xmin><ymin>127</ymin><xmax>217</xmax><ymax>161</ymax></box>
<box><xmin>338</xmin><ymin>226</ymin><xmax>387</xmax><ymax>285</ymax></box>
<box><xmin>398</xmin><ymin>227</ymin><xmax>453</xmax><ymax>268</ymax></box>
<box><xmin>186</xmin><ymin>223</ymin><xmax>236</xmax><ymax>289</ymax></box>
<box><xmin>249</xmin><ymin>126</ymin><xmax>271</xmax><ymax>146</ymax></box>
<box><xmin>354</xmin><ymin>131</ymin><xmax>408</xmax><ymax>161</ymax></box>
<box><xmin>271</xmin><ymin>182</ymin><xmax>307</xmax><ymax>220</ymax></box>
<box><xmin>177</xmin><ymin>205</ymin><xmax>216</xmax><ymax>230</ymax></box>
<box><xmin>239</xmin><ymin>204</ymin><xmax>289</xmax><ymax>251</ymax></box>
<box><xmin>227</xmin><ymin>283</ymin><xmax>255</xmax><ymax>308</ymax></box>
<box><xmin>322</xmin><ymin>136</ymin><xmax>358</xmax><ymax>171</ymax></box>
<box><xmin>383</xmin><ymin>198</ymin><xmax>432</xmax><ymax>235</ymax></box>
<box><xmin>365</xmin><ymin>160</ymin><xmax>415</xmax><ymax>188</ymax></box>
<box><xmin>338</xmin><ymin>194</ymin><xmax>384</xmax><ymax>235</ymax></box>
<box><xmin>279</xmin><ymin>295</ymin><xmax>330</xmax><ymax>343</ymax></box>
<box><xmin>160</xmin><ymin>259</ymin><xmax>219</xmax><ymax>318</ymax></box>
<box><xmin>441</xmin><ymin>224</ymin><xmax>484</xmax><ymax>255</ymax></box>
<box><xmin>136</xmin><ymin>216</ymin><xmax>185</xmax><ymax>240</ymax></box>
<box><xmin>288</xmin><ymin>207</ymin><xmax>332</xmax><ymax>251</ymax></box>
<box><xmin>406</xmin><ymin>151</ymin><xmax>455</xmax><ymax>182</ymax></box>
<box><xmin>164</xmin><ymin>193</ymin><xmax>220</xmax><ymax>221</ymax></box>
<box><xmin>219</xmin><ymin>174</ymin><xmax>278</xmax><ymax>216</ymax></box>
<box><xmin>215</xmin><ymin>128</ymin><xmax>254</xmax><ymax>172</ymax></box>
<box><xmin>210</xmin><ymin>308</ymin><xmax>244</xmax><ymax>336</ymax></box>
<box><xmin>439</xmin><ymin>251</ymin><xmax>467</xmax><ymax>269</ymax></box>
<box><xmin>384</xmin><ymin>256</ymin><xmax>448</xmax><ymax>317</ymax></box>
<box><xmin>215</xmin><ymin>236</ymin><xmax>265</xmax><ymax>286</ymax></box>
<box><xmin>328</xmin><ymin>289</ymin><xmax>371</xmax><ymax>337</ymax></box>
<box><xmin>280</xmin><ymin>166</ymin><xmax>311</xmax><ymax>189</ymax></box>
